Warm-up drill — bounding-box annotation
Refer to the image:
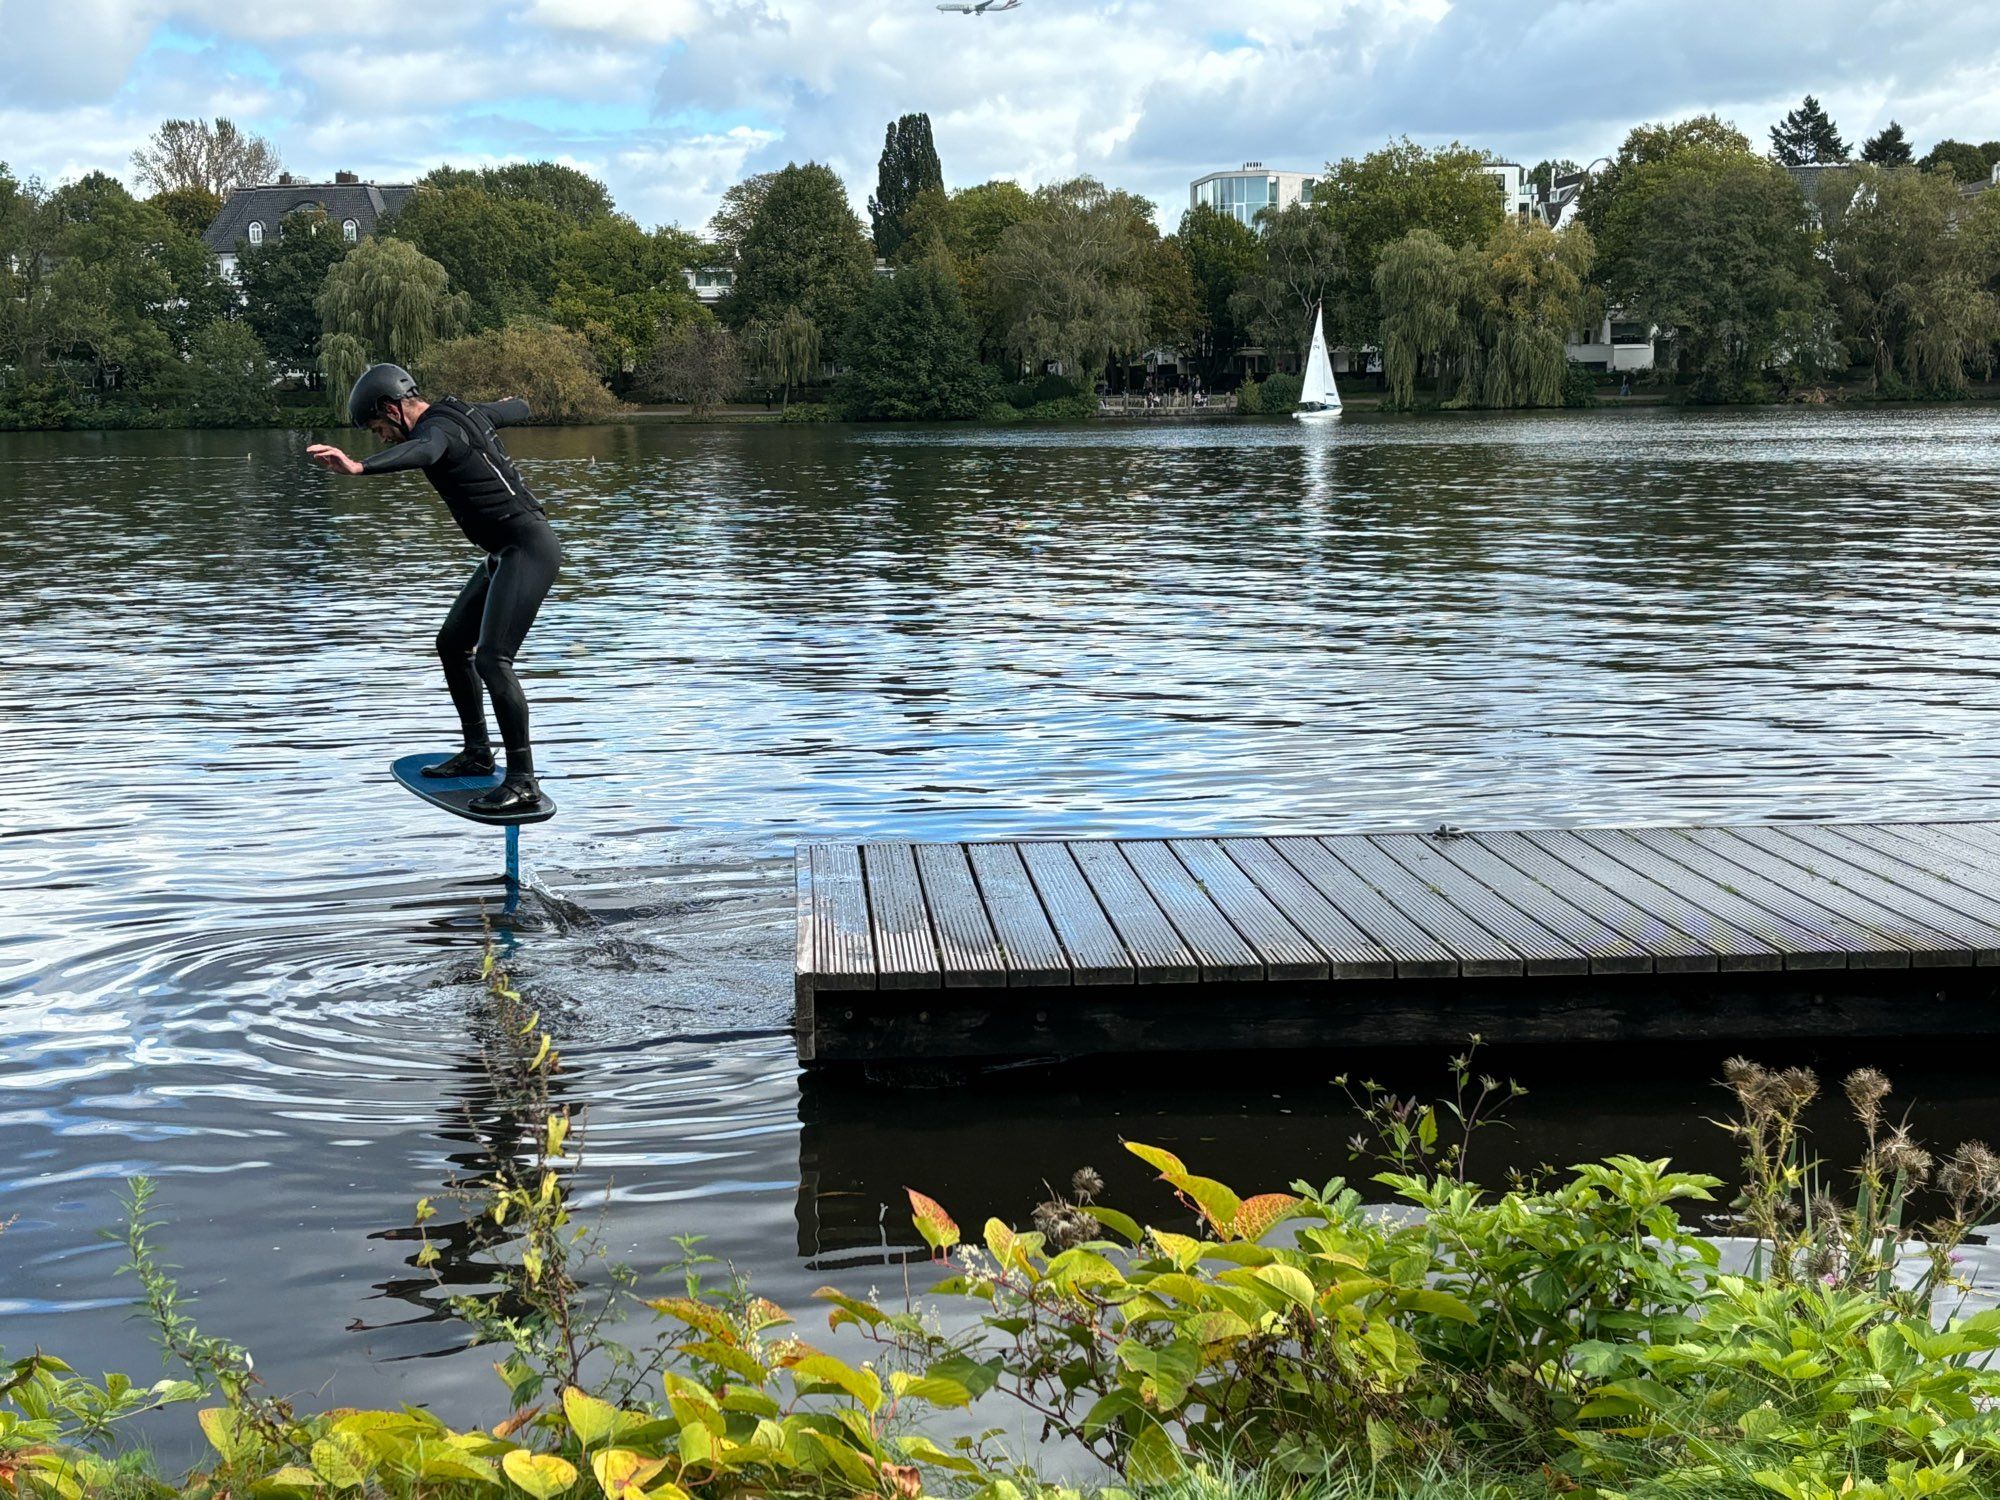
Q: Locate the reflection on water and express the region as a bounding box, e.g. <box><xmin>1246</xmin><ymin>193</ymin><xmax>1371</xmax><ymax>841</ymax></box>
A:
<box><xmin>7</xmin><ymin>409</ymin><xmax>2000</xmax><ymax>1415</ymax></box>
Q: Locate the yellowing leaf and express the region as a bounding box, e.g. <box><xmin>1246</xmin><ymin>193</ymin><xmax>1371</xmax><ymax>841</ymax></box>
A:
<box><xmin>197</xmin><ymin>1407</ymin><xmax>247</xmax><ymax>1463</ymax></box>
<box><xmin>1251</xmin><ymin>1263</ymin><xmax>1317</xmax><ymax>1308</ymax></box>
<box><xmin>310</xmin><ymin>1430</ymin><xmax>374</xmax><ymax>1489</ymax></box>
<box><xmin>644</xmin><ymin>1296</ymin><xmax>739</xmax><ymax>1344</ymax></box>
<box><xmin>1124</xmin><ymin>1141</ymin><xmax>1188</xmax><ymax>1177</ymax></box>
<box><xmin>907</xmin><ymin>1187</ymin><xmax>960</xmax><ymax>1252</ymax></box>
<box><xmin>590</xmin><ymin>1448</ymin><xmax>667</xmax><ymax>1499</ymax></box>
<box><xmin>500</xmin><ymin>1449</ymin><xmax>577</xmax><ymax>1499</ymax></box>
<box><xmin>1232</xmin><ymin>1193</ymin><xmax>1303</xmax><ymax>1243</ymax></box>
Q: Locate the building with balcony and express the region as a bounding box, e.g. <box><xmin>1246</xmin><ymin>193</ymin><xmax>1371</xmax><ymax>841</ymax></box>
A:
<box><xmin>1189</xmin><ymin>163</ymin><xmax>1318</xmax><ymax>229</ymax></box>
<box><xmin>201</xmin><ymin>172</ymin><xmax>413</xmax><ymax>279</ymax></box>
<box><xmin>1484</xmin><ymin>161</ymin><xmax>1534</xmax><ymax>221</ymax></box>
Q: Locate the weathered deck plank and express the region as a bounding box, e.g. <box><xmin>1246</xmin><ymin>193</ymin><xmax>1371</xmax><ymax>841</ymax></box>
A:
<box><xmin>795</xmin><ymin>821</ymin><xmax>2000</xmax><ymax>1064</ymax></box>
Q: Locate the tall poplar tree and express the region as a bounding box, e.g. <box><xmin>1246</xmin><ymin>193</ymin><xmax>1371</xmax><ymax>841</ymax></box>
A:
<box><xmin>1769</xmin><ymin>96</ymin><xmax>1848</xmax><ymax>165</ymax></box>
<box><xmin>867</xmin><ymin>113</ymin><xmax>944</xmax><ymax>259</ymax></box>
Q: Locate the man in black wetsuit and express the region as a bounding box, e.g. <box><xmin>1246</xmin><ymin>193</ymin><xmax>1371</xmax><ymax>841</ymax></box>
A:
<box><xmin>306</xmin><ymin>364</ymin><xmax>560</xmax><ymax>815</ymax></box>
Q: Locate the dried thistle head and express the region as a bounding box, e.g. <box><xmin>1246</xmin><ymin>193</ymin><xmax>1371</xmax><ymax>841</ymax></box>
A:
<box><xmin>1031</xmin><ymin>1199</ymin><xmax>1094</xmax><ymax>1252</ymax></box>
<box><xmin>1776</xmin><ymin>1067</ymin><xmax>1820</xmax><ymax>1110</ymax></box>
<box><xmin>1071</xmin><ymin>1167</ymin><xmax>1104</xmax><ymax>1203</ymax></box>
<box><xmin>1808</xmin><ymin>1189</ymin><xmax>1843</xmax><ymax>1227</ymax></box>
<box><xmin>1844</xmin><ymin>1067</ymin><xmax>1891</xmax><ymax>1124</ymax></box>
<box><xmin>1938</xmin><ymin>1140</ymin><xmax>2000</xmax><ymax>1206</ymax></box>
<box><xmin>1875</xmin><ymin>1128</ymin><xmax>1933</xmax><ymax>1186</ymax></box>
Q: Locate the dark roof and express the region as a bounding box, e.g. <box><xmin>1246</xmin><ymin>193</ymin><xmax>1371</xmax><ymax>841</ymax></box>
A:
<box><xmin>201</xmin><ymin>181</ymin><xmax>414</xmax><ymax>253</ymax></box>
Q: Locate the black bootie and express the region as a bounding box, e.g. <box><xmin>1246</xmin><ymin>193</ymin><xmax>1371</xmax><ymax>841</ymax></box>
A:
<box><xmin>422</xmin><ymin>747</ymin><xmax>496</xmax><ymax>779</ymax></box>
<box><xmin>469</xmin><ymin>772</ymin><xmax>543</xmax><ymax>814</ymax></box>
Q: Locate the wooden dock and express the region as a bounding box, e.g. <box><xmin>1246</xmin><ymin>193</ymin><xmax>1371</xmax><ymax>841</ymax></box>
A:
<box><xmin>793</xmin><ymin>821</ymin><xmax>2000</xmax><ymax>1064</ymax></box>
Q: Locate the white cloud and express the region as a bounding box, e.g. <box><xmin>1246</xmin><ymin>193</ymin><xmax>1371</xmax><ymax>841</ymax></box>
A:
<box><xmin>6</xmin><ymin>0</ymin><xmax>2000</xmax><ymax>235</ymax></box>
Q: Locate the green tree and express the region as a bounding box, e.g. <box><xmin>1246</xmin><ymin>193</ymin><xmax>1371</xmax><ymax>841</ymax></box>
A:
<box><xmin>316</xmin><ymin>234</ymin><xmax>467</xmax><ymax>396</ymax></box>
<box><xmin>1577</xmin><ymin>115</ymin><xmax>1755</xmax><ymax>242</ymax></box>
<box><xmin>0</xmin><ymin>168</ymin><xmax>70</xmax><ymax>383</ymax></box>
<box><xmin>1176</xmin><ymin>203</ymin><xmax>1260</xmax><ymax>374</ymax></box>
<box><xmin>741</xmin><ymin>307</ymin><xmax>822</xmax><ymax>407</ymax></box>
<box><xmin>1315</xmin><ymin>138</ymin><xmax>1503</xmax><ymax>346</ymax></box>
<box><xmin>986</xmin><ymin>176</ymin><xmax>1149</xmax><ymax>382</ymax></box>
<box><xmin>896</xmin><ymin>179</ymin><xmax>1044</xmax><ymax>356</ymax></box>
<box><xmin>1375</xmin><ymin>229</ymin><xmax>1474</xmax><ymax>405</ymax></box>
<box><xmin>43</xmin><ymin>173</ymin><xmax>226</xmax><ymax>394</ymax></box>
<box><xmin>709</xmin><ymin>172</ymin><xmax>775</xmax><ymax>267</ymax></box>
<box><xmin>640</xmin><ymin>317</ymin><xmax>743</xmax><ymax>416</ymax></box>
<box><xmin>236</xmin><ymin>206</ymin><xmax>349</xmax><ymax>380</ymax></box>
<box><xmin>1136</xmin><ymin>235</ymin><xmax>1202</xmax><ymax>352</ymax></box>
<box><xmin>130</xmin><ymin>117</ymin><xmax>281</xmax><ymax>197</ymax></box>
<box><xmin>1860</xmin><ymin>122</ymin><xmax>1913</xmax><ymax>167</ymax></box>
<box><xmin>149</xmin><ymin>185</ymin><xmax>222</xmax><ymax>237</ymax></box>
<box><xmin>421</xmin><ymin>321</ymin><xmax>623</xmax><ymax>422</ymax></box>
<box><xmin>1603</xmin><ymin>151</ymin><xmax>1830</xmax><ymax>398</ymax></box>
<box><xmin>1229</xmin><ymin>201</ymin><xmax>1347</xmax><ymax>360</ymax></box>
<box><xmin>1473</xmin><ymin>218</ymin><xmax>1598</xmax><ymax>407</ymax></box>
<box><xmin>421</xmin><ymin>162</ymin><xmax>613</xmax><ymax>224</ymax></box>
<box><xmin>387</xmin><ymin>185</ymin><xmax>567</xmax><ymax>329</ymax></box>
<box><xmin>837</xmin><ymin>257</ymin><xmax>990</xmax><ymax>420</ymax></box>
<box><xmin>868</xmin><ymin>112</ymin><xmax>944</xmax><ymax>258</ymax></box>
<box><xmin>181</xmin><ymin>319</ymin><xmax>278</xmax><ymax>426</ymax></box>
<box><xmin>1769</xmin><ymin>95</ymin><xmax>1848</xmax><ymax>165</ymax></box>
<box><xmin>723</xmin><ymin>163</ymin><xmax>875</xmax><ymax>356</ymax></box>
<box><xmin>547</xmin><ymin>217</ymin><xmax>703</xmax><ymax>381</ymax></box>
<box><xmin>1919</xmin><ymin>139</ymin><xmax>1990</xmax><ymax>182</ymax></box>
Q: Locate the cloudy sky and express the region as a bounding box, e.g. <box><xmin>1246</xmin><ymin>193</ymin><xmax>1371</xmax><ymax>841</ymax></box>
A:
<box><xmin>3</xmin><ymin>0</ymin><xmax>1998</xmax><ymax>233</ymax></box>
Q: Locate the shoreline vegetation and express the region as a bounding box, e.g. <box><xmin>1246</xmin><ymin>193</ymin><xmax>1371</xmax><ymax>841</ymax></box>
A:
<box><xmin>8</xmin><ymin>103</ymin><xmax>2000</xmax><ymax>434</ymax></box>
<box><xmin>8</xmin><ymin>947</ymin><xmax>2000</xmax><ymax>1498</ymax></box>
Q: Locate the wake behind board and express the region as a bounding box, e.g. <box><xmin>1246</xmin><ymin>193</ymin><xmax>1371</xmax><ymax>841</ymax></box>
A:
<box><xmin>391</xmin><ymin>753</ymin><xmax>556</xmax><ymax>826</ymax></box>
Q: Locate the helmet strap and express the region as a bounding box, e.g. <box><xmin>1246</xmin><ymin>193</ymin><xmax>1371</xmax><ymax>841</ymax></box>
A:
<box><xmin>382</xmin><ymin>399</ymin><xmax>411</xmax><ymax>439</ymax></box>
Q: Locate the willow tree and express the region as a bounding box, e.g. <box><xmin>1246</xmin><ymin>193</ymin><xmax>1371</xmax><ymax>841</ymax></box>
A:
<box><xmin>1374</xmin><ymin>229</ymin><xmax>1475</xmax><ymax>405</ymax></box>
<box><xmin>1474</xmin><ymin>219</ymin><xmax>1597</xmax><ymax>407</ymax></box>
<box><xmin>1905</xmin><ymin>271</ymin><xmax>2000</xmax><ymax>392</ymax></box>
<box><xmin>315</xmin><ymin>236</ymin><xmax>466</xmax><ymax>411</ymax></box>
<box><xmin>987</xmin><ymin>177</ymin><xmax>1149</xmax><ymax>383</ymax></box>
<box><xmin>742</xmin><ymin>306</ymin><xmax>822</xmax><ymax>406</ymax></box>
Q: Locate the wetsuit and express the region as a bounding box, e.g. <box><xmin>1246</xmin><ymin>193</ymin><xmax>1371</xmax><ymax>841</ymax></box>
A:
<box><xmin>360</xmin><ymin>398</ymin><xmax>561</xmax><ymax>782</ymax></box>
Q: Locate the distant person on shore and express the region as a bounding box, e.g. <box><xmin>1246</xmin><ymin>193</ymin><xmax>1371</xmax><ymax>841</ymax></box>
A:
<box><xmin>305</xmin><ymin>364</ymin><xmax>561</xmax><ymax>815</ymax></box>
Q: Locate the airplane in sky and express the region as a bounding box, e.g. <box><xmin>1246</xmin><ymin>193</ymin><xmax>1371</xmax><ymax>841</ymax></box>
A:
<box><xmin>937</xmin><ymin>0</ymin><xmax>1020</xmax><ymax>13</ymax></box>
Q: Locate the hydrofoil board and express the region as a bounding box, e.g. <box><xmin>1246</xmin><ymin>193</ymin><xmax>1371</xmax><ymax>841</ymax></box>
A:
<box><xmin>391</xmin><ymin>753</ymin><xmax>556</xmax><ymax>826</ymax></box>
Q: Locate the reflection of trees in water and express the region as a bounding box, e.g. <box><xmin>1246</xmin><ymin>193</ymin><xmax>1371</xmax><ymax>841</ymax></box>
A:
<box><xmin>355</xmin><ymin>986</ymin><xmax>585</xmax><ymax>1351</ymax></box>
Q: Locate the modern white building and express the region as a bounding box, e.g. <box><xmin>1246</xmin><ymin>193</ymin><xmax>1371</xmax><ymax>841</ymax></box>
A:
<box><xmin>1483</xmin><ymin>161</ymin><xmax>1534</xmax><ymax>222</ymax></box>
<box><xmin>1189</xmin><ymin>163</ymin><xmax>1319</xmax><ymax>229</ymax></box>
<box><xmin>683</xmin><ymin>265</ymin><xmax>735</xmax><ymax>304</ymax></box>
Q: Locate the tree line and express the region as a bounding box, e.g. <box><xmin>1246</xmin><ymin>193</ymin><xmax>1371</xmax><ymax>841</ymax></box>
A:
<box><xmin>4</xmin><ymin>101</ymin><xmax>2000</xmax><ymax>429</ymax></box>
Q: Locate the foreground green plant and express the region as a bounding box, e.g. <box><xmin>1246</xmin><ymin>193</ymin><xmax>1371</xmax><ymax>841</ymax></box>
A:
<box><xmin>8</xmin><ymin>996</ymin><xmax>2000</xmax><ymax>1499</ymax></box>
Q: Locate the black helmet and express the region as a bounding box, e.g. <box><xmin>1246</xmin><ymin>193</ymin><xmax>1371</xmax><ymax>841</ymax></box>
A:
<box><xmin>347</xmin><ymin>363</ymin><xmax>419</xmax><ymax>426</ymax></box>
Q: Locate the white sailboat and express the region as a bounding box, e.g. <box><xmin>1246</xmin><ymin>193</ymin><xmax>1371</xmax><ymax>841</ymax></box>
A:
<box><xmin>1292</xmin><ymin>302</ymin><xmax>1342</xmax><ymax>422</ymax></box>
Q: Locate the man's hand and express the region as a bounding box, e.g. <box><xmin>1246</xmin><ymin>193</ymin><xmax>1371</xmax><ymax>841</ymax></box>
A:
<box><xmin>306</xmin><ymin>444</ymin><xmax>364</xmax><ymax>475</ymax></box>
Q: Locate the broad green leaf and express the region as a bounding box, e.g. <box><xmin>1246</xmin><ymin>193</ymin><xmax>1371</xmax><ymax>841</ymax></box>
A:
<box><xmin>791</xmin><ymin>1353</ymin><xmax>885</xmax><ymax>1414</ymax></box>
<box><xmin>889</xmin><ymin>1372</ymin><xmax>971</xmax><ymax>1407</ymax></box>
<box><xmin>679</xmin><ymin>1338</ymin><xmax>767</xmax><ymax>1384</ymax></box>
<box><xmin>1395</xmin><ymin>1288</ymin><xmax>1478</xmax><ymax>1324</ymax></box>
<box><xmin>1175</xmin><ymin>1174</ymin><xmax>1243</xmax><ymax>1236</ymax></box>
<box><xmin>1125</xmin><ymin>1421</ymin><xmax>1184</xmax><ymax>1483</ymax></box>
<box><xmin>311</xmin><ymin>1430</ymin><xmax>375</xmax><ymax>1489</ymax></box>
<box><xmin>249</xmin><ymin>1466</ymin><xmax>321</xmax><ymax>1498</ymax></box>
<box><xmin>1124</xmin><ymin>1142</ymin><xmax>1188</xmax><ymax>1177</ymax></box>
<box><xmin>418</xmin><ymin>1450</ymin><xmax>504</xmax><ymax>1486</ymax></box>
<box><xmin>1251</xmin><ymin>1263</ymin><xmax>1317</xmax><ymax>1307</ymax></box>
<box><xmin>198</xmin><ymin>1407</ymin><xmax>249</xmax><ymax>1463</ymax></box>
<box><xmin>500</xmin><ymin>1449</ymin><xmax>577</xmax><ymax>1498</ymax></box>
<box><xmin>1082</xmin><ymin>1205</ymin><xmax>1144</xmax><ymax>1245</ymax></box>
<box><xmin>896</xmin><ymin>1434</ymin><xmax>983</xmax><ymax>1474</ymax></box>
<box><xmin>561</xmin><ymin>1386</ymin><xmax>621</xmax><ymax>1446</ymax></box>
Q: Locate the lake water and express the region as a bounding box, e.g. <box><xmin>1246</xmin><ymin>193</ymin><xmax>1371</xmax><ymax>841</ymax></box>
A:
<box><xmin>7</xmin><ymin>407</ymin><xmax>2000</xmax><ymax>1422</ymax></box>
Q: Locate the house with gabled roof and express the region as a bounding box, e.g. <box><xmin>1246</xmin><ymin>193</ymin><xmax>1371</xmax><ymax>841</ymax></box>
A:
<box><xmin>201</xmin><ymin>171</ymin><xmax>414</xmax><ymax>279</ymax></box>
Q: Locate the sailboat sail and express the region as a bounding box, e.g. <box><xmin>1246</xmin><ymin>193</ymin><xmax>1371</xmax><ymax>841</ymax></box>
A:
<box><xmin>1298</xmin><ymin>304</ymin><xmax>1341</xmax><ymax>411</ymax></box>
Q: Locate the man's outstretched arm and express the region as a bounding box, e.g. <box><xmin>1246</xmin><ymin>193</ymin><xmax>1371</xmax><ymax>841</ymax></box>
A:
<box><xmin>475</xmin><ymin>397</ymin><xmax>532</xmax><ymax>427</ymax></box>
<box><xmin>307</xmin><ymin>430</ymin><xmax>450</xmax><ymax>476</ymax></box>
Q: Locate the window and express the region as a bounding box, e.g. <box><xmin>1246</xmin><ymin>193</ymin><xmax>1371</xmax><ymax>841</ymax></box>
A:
<box><xmin>342</xmin><ymin>219</ymin><xmax>359</xmax><ymax>243</ymax></box>
<box><xmin>247</xmin><ymin>221</ymin><xmax>264</xmax><ymax>245</ymax></box>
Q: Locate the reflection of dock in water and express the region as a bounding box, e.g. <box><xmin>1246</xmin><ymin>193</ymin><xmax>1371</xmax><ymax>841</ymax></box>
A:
<box><xmin>795</xmin><ymin>823</ymin><xmax>2000</xmax><ymax>1066</ymax></box>
<box><xmin>793</xmin><ymin>1037</ymin><xmax>2000</xmax><ymax>1263</ymax></box>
